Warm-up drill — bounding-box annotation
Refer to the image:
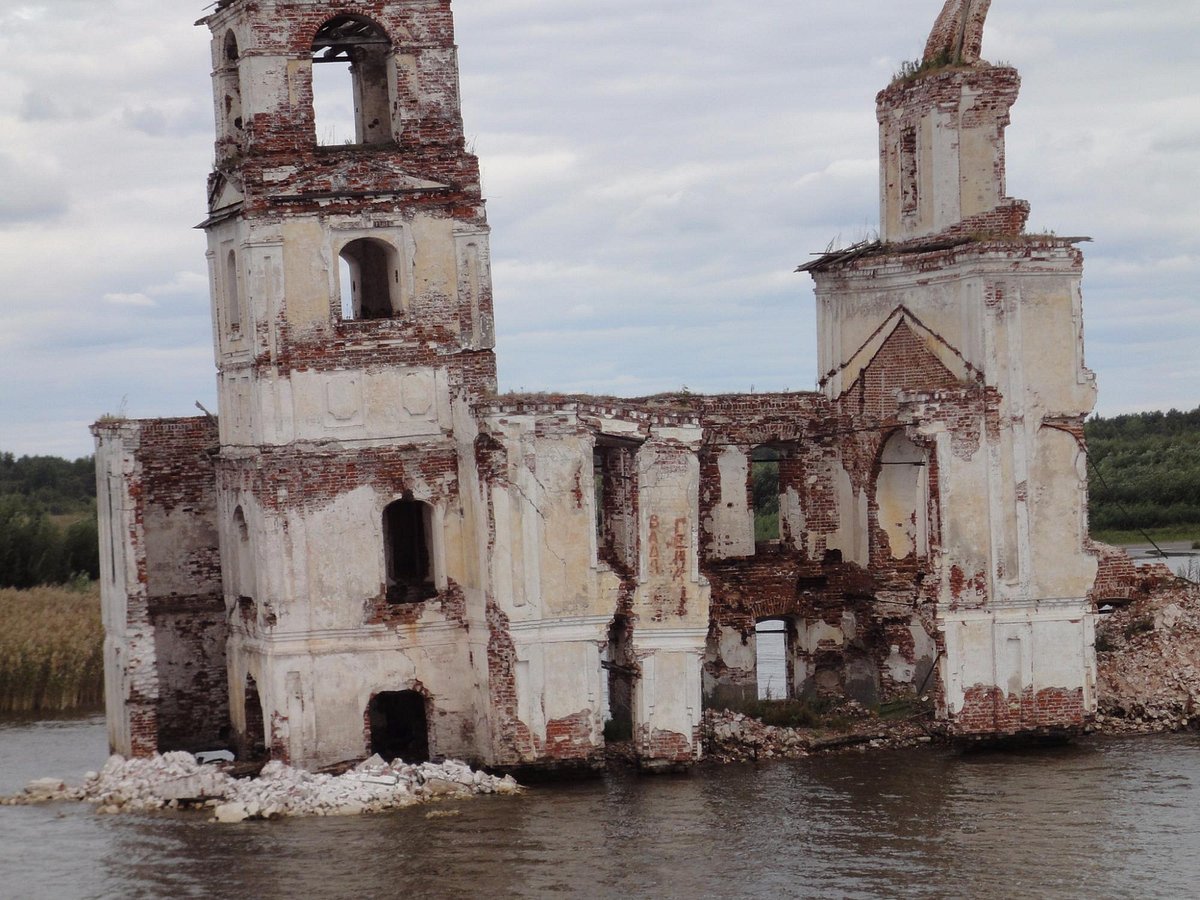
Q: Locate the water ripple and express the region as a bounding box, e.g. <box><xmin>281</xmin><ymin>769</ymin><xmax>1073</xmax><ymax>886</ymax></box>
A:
<box><xmin>3</xmin><ymin>721</ymin><xmax>1200</xmax><ymax>898</ymax></box>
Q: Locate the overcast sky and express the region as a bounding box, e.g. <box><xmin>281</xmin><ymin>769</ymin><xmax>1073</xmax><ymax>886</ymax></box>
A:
<box><xmin>0</xmin><ymin>0</ymin><xmax>1197</xmax><ymax>459</ymax></box>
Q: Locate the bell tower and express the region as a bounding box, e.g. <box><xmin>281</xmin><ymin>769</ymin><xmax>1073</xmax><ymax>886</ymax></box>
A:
<box><xmin>806</xmin><ymin>0</ymin><xmax>1099</xmax><ymax>740</ymax></box>
<box><xmin>197</xmin><ymin>0</ymin><xmax>497</xmax><ymax>767</ymax></box>
<box><xmin>201</xmin><ymin>0</ymin><xmax>495</xmax><ymax>452</ymax></box>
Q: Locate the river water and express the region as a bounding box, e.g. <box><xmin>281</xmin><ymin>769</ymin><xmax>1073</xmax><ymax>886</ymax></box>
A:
<box><xmin>2</xmin><ymin>714</ymin><xmax>1199</xmax><ymax>899</ymax></box>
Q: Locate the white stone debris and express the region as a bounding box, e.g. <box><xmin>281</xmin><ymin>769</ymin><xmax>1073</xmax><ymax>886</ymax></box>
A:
<box><xmin>4</xmin><ymin>752</ymin><xmax>520</xmax><ymax>822</ymax></box>
<box><xmin>1097</xmin><ymin>579</ymin><xmax>1200</xmax><ymax>735</ymax></box>
<box><xmin>703</xmin><ymin>704</ymin><xmax>932</xmax><ymax>763</ymax></box>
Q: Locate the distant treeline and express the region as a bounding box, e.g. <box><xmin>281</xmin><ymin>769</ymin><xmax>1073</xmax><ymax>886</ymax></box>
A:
<box><xmin>0</xmin><ymin>405</ymin><xmax>1197</xmax><ymax>588</ymax></box>
<box><xmin>0</xmin><ymin>452</ymin><xmax>99</xmax><ymax>589</ymax></box>
<box><xmin>0</xmin><ymin>452</ymin><xmax>95</xmax><ymax>514</ymax></box>
<box><xmin>1086</xmin><ymin>406</ymin><xmax>1200</xmax><ymax>533</ymax></box>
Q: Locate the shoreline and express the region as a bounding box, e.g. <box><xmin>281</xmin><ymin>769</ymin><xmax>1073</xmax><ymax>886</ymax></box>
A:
<box><xmin>2</xmin><ymin>707</ymin><xmax>1192</xmax><ymax>823</ymax></box>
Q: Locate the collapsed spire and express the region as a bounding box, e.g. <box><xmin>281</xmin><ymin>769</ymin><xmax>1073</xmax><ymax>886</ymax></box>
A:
<box><xmin>923</xmin><ymin>0</ymin><xmax>992</xmax><ymax>65</ymax></box>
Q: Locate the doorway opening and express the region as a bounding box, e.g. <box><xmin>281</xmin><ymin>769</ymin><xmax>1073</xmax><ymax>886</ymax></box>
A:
<box><xmin>242</xmin><ymin>674</ymin><xmax>267</xmax><ymax>759</ymax></box>
<box><xmin>603</xmin><ymin>615</ymin><xmax>635</xmax><ymax>742</ymax></box>
<box><xmin>367</xmin><ymin>690</ymin><xmax>430</xmax><ymax>763</ymax></box>
<box><xmin>755</xmin><ymin>619</ymin><xmax>789</xmax><ymax>700</ymax></box>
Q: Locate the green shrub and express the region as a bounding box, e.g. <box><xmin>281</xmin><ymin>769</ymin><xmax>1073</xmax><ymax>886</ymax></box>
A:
<box><xmin>723</xmin><ymin>697</ymin><xmax>839</xmax><ymax>729</ymax></box>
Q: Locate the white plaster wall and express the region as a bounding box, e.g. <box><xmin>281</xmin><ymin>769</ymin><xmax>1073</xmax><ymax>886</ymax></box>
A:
<box><xmin>706</xmin><ymin>445</ymin><xmax>754</xmax><ymax>558</ymax></box>
<box><xmin>797</xmin><ymin>619</ymin><xmax>845</xmax><ymax>655</ymax></box>
<box><xmin>282</xmin><ymin>217</ymin><xmax>335</xmax><ymax>334</ymax></box>
<box><xmin>94</xmin><ymin>427</ymin><xmax>143</xmax><ymax>756</ymax></box>
<box><xmin>635</xmin><ymin>633</ymin><xmax>705</xmax><ymax>758</ymax></box>
<box><xmin>635</xmin><ymin>436</ymin><xmax>709</xmax><ymax>632</ymax></box>
<box><xmin>486</xmin><ymin>417</ymin><xmax>622</xmax><ymax>624</ymax></box>
<box><xmin>534</xmin><ymin>437</ymin><xmax>602</xmax><ymax>619</ymax></box>
<box><xmin>227</xmin><ymin>626</ymin><xmax>489</xmax><ymax>768</ymax></box>
<box><xmin>287</xmin><ymin>367</ymin><xmax>450</xmax><ymax>442</ymax></box>
<box><xmin>482</xmin><ymin>415</ymin><xmax>709</xmax><ymax>761</ymax></box>
<box><xmin>780</xmin><ymin>480</ymin><xmax>806</xmax><ymax>551</ymax></box>
<box><xmin>541</xmin><ymin>640</ymin><xmax>601</xmax><ymax>725</ymax></box>
<box><xmin>942</xmin><ymin>602</ymin><xmax>1094</xmax><ymax>715</ymax></box>
<box><xmin>1028</xmin><ymin>428</ymin><xmax>1098</xmax><ymax>601</ymax></box>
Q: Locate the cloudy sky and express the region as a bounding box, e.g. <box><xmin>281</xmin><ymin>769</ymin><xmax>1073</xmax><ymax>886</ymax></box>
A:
<box><xmin>0</xmin><ymin>0</ymin><xmax>1197</xmax><ymax>459</ymax></box>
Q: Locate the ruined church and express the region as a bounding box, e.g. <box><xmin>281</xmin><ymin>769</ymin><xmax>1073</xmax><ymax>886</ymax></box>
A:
<box><xmin>94</xmin><ymin>0</ymin><xmax>1105</xmax><ymax>773</ymax></box>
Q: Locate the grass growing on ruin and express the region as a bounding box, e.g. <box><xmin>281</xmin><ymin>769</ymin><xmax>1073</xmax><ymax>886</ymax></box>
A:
<box><xmin>0</xmin><ymin>581</ymin><xmax>103</xmax><ymax>714</ymax></box>
<box><xmin>891</xmin><ymin>50</ymin><xmax>955</xmax><ymax>85</ymax></box>
<box><xmin>727</xmin><ymin>698</ymin><xmax>850</xmax><ymax>731</ymax></box>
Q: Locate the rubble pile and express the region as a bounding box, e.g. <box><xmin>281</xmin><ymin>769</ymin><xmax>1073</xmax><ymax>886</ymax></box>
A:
<box><xmin>704</xmin><ymin>704</ymin><xmax>933</xmax><ymax>763</ymax></box>
<box><xmin>1096</xmin><ymin>576</ymin><xmax>1200</xmax><ymax>735</ymax></box>
<box><xmin>3</xmin><ymin>752</ymin><xmax>520</xmax><ymax>821</ymax></box>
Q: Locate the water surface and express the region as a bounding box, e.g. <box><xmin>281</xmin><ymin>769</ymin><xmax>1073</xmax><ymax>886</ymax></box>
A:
<box><xmin>2</xmin><ymin>716</ymin><xmax>1198</xmax><ymax>899</ymax></box>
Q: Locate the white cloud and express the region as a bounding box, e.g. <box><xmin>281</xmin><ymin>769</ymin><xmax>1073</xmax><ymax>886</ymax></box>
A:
<box><xmin>103</xmin><ymin>293</ymin><xmax>156</xmax><ymax>308</ymax></box>
<box><xmin>0</xmin><ymin>151</ymin><xmax>68</xmax><ymax>225</ymax></box>
<box><xmin>0</xmin><ymin>0</ymin><xmax>1197</xmax><ymax>457</ymax></box>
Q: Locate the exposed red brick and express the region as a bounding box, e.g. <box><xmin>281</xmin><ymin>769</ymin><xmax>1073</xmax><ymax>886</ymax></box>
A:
<box><xmin>956</xmin><ymin>684</ymin><xmax>1086</xmax><ymax>736</ymax></box>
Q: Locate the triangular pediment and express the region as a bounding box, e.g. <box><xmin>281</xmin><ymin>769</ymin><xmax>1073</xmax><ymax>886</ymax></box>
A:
<box><xmin>207</xmin><ymin>171</ymin><xmax>244</xmax><ymax>214</ymax></box>
<box><xmin>833</xmin><ymin>307</ymin><xmax>973</xmax><ymax>405</ymax></box>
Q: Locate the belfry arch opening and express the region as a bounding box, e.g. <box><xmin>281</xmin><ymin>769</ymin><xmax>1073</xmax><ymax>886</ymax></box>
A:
<box><xmin>383</xmin><ymin>498</ymin><xmax>435</xmax><ymax>603</ymax></box>
<box><xmin>224</xmin><ymin>248</ymin><xmax>241</xmax><ymax>332</ymax></box>
<box><xmin>220</xmin><ymin>31</ymin><xmax>243</xmax><ymax>148</ymax></box>
<box><xmin>311</xmin><ymin>15</ymin><xmax>393</xmax><ymax>147</ymax></box>
<box><xmin>338</xmin><ymin>238</ymin><xmax>401</xmax><ymax>320</ymax></box>
<box><xmin>367</xmin><ymin>691</ymin><xmax>430</xmax><ymax>763</ymax></box>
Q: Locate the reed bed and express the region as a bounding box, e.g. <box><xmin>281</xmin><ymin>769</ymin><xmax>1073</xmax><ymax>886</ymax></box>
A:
<box><xmin>0</xmin><ymin>583</ymin><xmax>103</xmax><ymax>713</ymax></box>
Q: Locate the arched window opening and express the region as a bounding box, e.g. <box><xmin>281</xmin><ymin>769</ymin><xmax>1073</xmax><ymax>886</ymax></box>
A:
<box><xmin>875</xmin><ymin>431</ymin><xmax>930</xmax><ymax>560</ymax></box>
<box><xmin>241</xmin><ymin>675</ymin><xmax>267</xmax><ymax>760</ymax></box>
<box><xmin>339</xmin><ymin>238</ymin><xmax>400</xmax><ymax>320</ymax></box>
<box><xmin>218</xmin><ymin>31</ymin><xmax>244</xmax><ymax>153</ymax></box>
<box><xmin>312</xmin><ymin>16</ymin><xmax>393</xmax><ymax>147</ymax></box>
<box><xmin>900</xmin><ymin>127</ymin><xmax>920</xmax><ymax>216</ymax></box>
<box><xmin>755</xmin><ymin>619</ymin><xmax>790</xmax><ymax>700</ymax></box>
<box><xmin>751</xmin><ymin>446</ymin><xmax>780</xmax><ymax>544</ymax></box>
<box><xmin>368</xmin><ymin>691</ymin><xmax>430</xmax><ymax>763</ymax></box>
<box><xmin>384</xmin><ymin>498</ymin><xmax>435</xmax><ymax>604</ymax></box>
<box><xmin>224</xmin><ymin>248</ymin><xmax>241</xmax><ymax>332</ymax></box>
<box><xmin>234</xmin><ymin>505</ymin><xmax>249</xmax><ymax>544</ymax></box>
<box><xmin>232</xmin><ymin>505</ymin><xmax>252</xmax><ymax>601</ymax></box>
<box><xmin>593</xmin><ymin>439</ymin><xmax>639</xmax><ymax>572</ymax></box>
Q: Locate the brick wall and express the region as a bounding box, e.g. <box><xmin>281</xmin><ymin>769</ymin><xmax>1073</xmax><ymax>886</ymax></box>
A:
<box><xmin>95</xmin><ymin>417</ymin><xmax>229</xmax><ymax>756</ymax></box>
<box><xmin>923</xmin><ymin>0</ymin><xmax>993</xmax><ymax>65</ymax></box>
<box><xmin>957</xmin><ymin>685</ymin><xmax>1085</xmax><ymax>736</ymax></box>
